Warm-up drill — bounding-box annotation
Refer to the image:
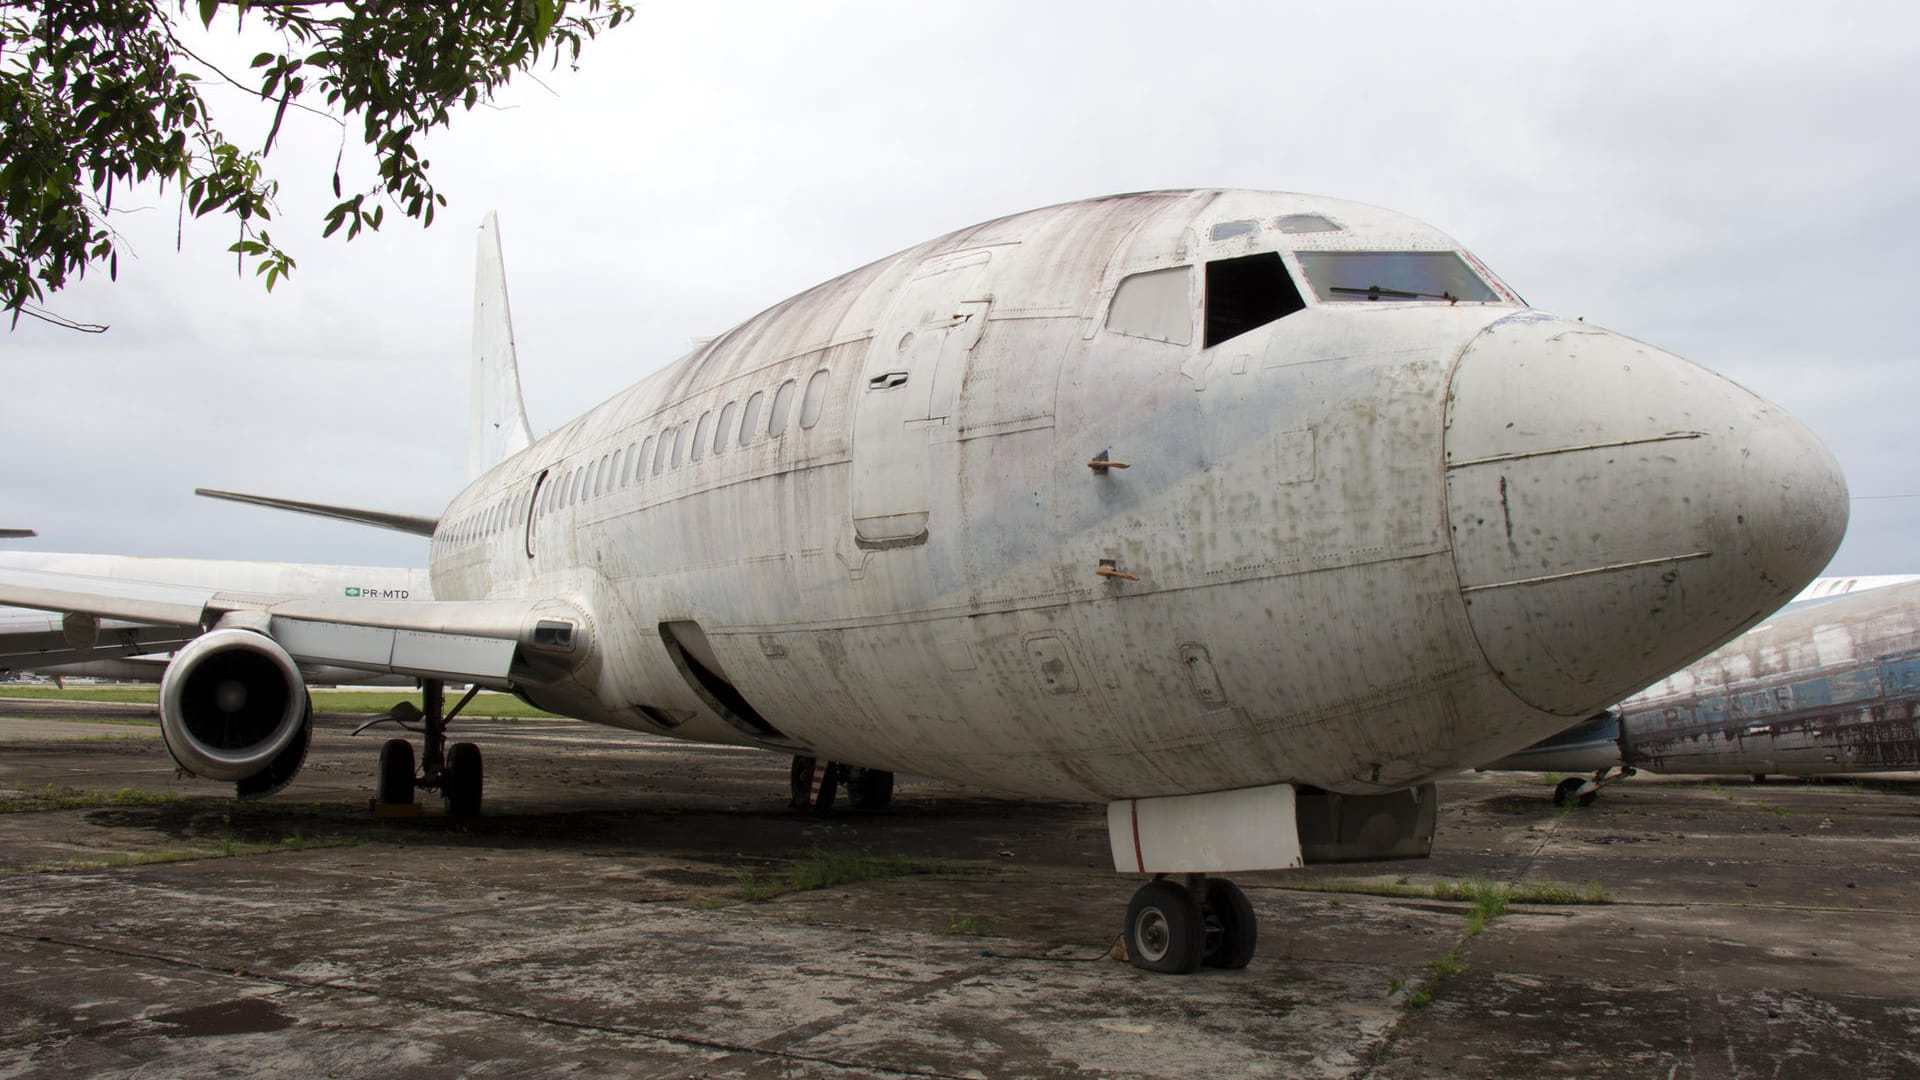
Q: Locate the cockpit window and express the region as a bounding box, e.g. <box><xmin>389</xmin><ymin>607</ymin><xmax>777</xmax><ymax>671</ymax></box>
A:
<box><xmin>1210</xmin><ymin>220</ymin><xmax>1258</xmax><ymax>241</ymax></box>
<box><xmin>1296</xmin><ymin>251</ymin><xmax>1499</xmax><ymax>304</ymax></box>
<box><xmin>1205</xmin><ymin>252</ymin><xmax>1305</xmax><ymax>347</ymax></box>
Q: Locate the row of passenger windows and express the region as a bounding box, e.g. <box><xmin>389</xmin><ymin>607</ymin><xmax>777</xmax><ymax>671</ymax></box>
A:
<box><xmin>437</xmin><ymin>367</ymin><xmax>833</xmax><ymax>548</ymax></box>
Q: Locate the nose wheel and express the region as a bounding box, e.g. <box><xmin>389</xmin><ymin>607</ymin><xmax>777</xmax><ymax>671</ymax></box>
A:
<box><xmin>1553</xmin><ymin>764</ymin><xmax>1636</xmax><ymax>807</ymax></box>
<box><xmin>1123</xmin><ymin>875</ymin><xmax>1257</xmax><ymax>974</ymax></box>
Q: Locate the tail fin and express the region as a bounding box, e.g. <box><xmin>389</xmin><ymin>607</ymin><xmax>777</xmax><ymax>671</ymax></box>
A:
<box><xmin>469</xmin><ymin>212</ymin><xmax>536</xmax><ymax>481</ymax></box>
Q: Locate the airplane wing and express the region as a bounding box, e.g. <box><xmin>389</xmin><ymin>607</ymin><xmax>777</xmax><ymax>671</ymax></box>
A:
<box><xmin>0</xmin><ymin>565</ymin><xmax>589</xmax><ymax>688</ymax></box>
<box><xmin>0</xmin><ymin>610</ymin><xmax>193</xmax><ymax>670</ymax></box>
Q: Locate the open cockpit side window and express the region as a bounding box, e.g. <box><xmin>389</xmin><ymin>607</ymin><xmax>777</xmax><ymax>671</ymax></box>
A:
<box><xmin>1204</xmin><ymin>252</ymin><xmax>1305</xmax><ymax>348</ymax></box>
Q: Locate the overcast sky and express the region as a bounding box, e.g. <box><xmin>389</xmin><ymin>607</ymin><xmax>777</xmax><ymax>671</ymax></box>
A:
<box><xmin>6</xmin><ymin>1</ymin><xmax>1916</xmax><ymax>576</ymax></box>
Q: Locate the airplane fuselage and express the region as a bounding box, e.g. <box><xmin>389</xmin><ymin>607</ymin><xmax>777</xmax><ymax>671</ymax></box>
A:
<box><xmin>422</xmin><ymin>190</ymin><xmax>1847</xmax><ymax>803</ymax></box>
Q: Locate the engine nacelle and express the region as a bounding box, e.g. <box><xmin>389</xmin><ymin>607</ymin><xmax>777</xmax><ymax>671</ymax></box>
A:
<box><xmin>159</xmin><ymin>628</ymin><xmax>310</xmax><ymax>783</ymax></box>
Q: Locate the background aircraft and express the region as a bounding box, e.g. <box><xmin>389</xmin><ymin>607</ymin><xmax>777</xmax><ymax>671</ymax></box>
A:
<box><xmin>0</xmin><ymin>191</ymin><xmax>1849</xmax><ymax>973</ymax></box>
<box><xmin>1486</xmin><ymin>576</ymin><xmax>1920</xmax><ymax>805</ymax></box>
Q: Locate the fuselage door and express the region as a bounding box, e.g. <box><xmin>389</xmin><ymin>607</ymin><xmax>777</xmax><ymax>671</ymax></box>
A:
<box><xmin>850</xmin><ymin>251</ymin><xmax>992</xmax><ymax>547</ymax></box>
<box><xmin>524</xmin><ymin>469</ymin><xmax>548</xmax><ymax>559</ymax></box>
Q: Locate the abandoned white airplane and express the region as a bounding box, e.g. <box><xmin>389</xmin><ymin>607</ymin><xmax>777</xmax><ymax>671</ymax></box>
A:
<box><xmin>0</xmin><ymin>190</ymin><xmax>1850</xmax><ymax>973</ymax></box>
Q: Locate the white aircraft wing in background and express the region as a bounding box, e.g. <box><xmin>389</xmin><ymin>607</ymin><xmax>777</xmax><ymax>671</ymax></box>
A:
<box><xmin>0</xmin><ymin>563</ymin><xmax>584</xmax><ymax>689</ymax></box>
<box><xmin>0</xmin><ymin>608</ymin><xmax>192</xmax><ymax>671</ymax></box>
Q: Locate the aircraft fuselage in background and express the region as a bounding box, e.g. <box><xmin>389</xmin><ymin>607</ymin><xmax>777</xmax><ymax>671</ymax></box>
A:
<box><xmin>1489</xmin><ymin>578</ymin><xmax>1920</xmax><ymax>790</ymax></box>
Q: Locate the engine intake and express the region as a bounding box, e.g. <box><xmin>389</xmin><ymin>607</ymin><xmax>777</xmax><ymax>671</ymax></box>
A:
<box><xmin>159</xmin><ymin>628</ymin><xmax>309</xmax><ymax>782</ymax></box>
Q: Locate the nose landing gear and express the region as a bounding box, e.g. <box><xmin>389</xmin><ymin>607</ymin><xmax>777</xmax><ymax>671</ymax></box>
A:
<box><xmin>1553</xmin><ymin>764</ymin><xmax>1636</xmax><ymax>807</ymax></box>
<box><xmin>1123</xmin><ymin>875</ymin><xmax>1257</xmax><ymax>974</ymax></box>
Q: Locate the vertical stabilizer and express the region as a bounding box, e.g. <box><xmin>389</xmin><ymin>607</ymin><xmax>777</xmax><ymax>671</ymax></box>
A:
<box><xmin>469</xmin><ymin>213</ymin><xmax>536</xmax><ymax>481</ymax></box>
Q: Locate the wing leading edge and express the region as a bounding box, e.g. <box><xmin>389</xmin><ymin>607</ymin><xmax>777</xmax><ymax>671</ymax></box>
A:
<box><xmin>0</xmin><ymin>565</ymin><xmax>589</xmax><ymax>688</ymax></box>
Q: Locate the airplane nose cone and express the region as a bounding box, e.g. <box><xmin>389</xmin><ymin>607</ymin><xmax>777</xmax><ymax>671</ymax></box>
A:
<box><xmin>1444</xmin><ymin>314</ymin><xmax>1848</xmax><ymax>716</ymax></box>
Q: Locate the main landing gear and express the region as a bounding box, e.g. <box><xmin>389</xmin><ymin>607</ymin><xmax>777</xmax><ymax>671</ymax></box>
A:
<box><xmin>789</xmin><ymin>755</ymin><xmax>894</xmax><ymax>812</ymax></box>
<box><xmin>361</xmin><ymin>679</ymin><xmax>486</xmax><ymax>817</ymax></box>
<box><xmin>1553</xmin><ymin>764</ymin><xmax>1637</xmax><ymax>808</ymax></box>
<box><xmin>1123</xmin><ymin>875</ymin><xmax>1257</xmax><ymax>974</ymax></box>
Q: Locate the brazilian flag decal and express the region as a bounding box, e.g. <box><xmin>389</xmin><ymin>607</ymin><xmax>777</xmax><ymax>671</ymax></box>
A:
<box><xmin>344</xmin><ymin>587</ymin><xmax>362</xmax><ymax>598</ymax></box>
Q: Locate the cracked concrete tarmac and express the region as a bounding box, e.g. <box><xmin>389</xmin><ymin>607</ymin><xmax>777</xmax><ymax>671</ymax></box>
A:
<box><xmin>0</xmin><ymin>702</ymin><xmax>1917</xmax><ymax>1078</ymax></box>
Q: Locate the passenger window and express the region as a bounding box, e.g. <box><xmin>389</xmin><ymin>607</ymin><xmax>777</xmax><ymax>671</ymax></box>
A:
<box><xmin>1107</xmin><ymin>266</ymin><xmax>1193</xmax><ymax>345</ymax></box>
<box><xmin>671</xmin><ymin>423</ymin><xmax>686</xmax><ymax>467</ymax></box>
<box><xmin>568</xmin><ymin>469</ymin><xmax>582</xmax><ymax>507</ymax></box>
<box><xmin>640</xmin><ymin>436</ymin><xmax>654</xmax><ymax>479</ymax></box>
<box><xmin>739</xmin><ymin>392</ymin><xmax>764</xmax><ymax>447</ymax></box>
<box><xmin>611</xmin><ymin>449</ymin><xmax>624</xmax><ymax>488</ymax></box>
<box><xmin>692</xmin><ymin>411</ymin><xmax>712</xmax><ymax>461</ymax></box>
<box><xmin>799</xmin><ymin>370</ymin><xmax>829</xmax><ymax>428</ymax></box>
<box><xmin>714</xmin><ymin>401</ymin><xmax>736</xmax><ymax>454</ymax></box>
<box><xmin>768</xmin><ymin>379</ymin><xmax>797</xmax><ymax>436</ymax></box>
<box><xmin>1205</xmin><ymin>252</ymin><xmax>1305</xmax><ymax>348</ymax></box>
<box><xmin>652</xmin><ymin>433</ymin><xmax>667</xmax><ymax>476</ymax></box>
<box><xmin>588</xmin><ymin>459</ymin><xmax>602</xmax><ymax>498</ymax></box>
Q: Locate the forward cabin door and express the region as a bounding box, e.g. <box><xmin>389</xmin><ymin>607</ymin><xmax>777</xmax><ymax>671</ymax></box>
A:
<box><xmin>850</xmin><ymin>250</ymin><xmax>992</xmax><ymax>547</ymax></box>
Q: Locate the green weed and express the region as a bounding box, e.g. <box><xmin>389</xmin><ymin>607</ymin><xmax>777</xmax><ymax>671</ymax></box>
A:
<box><xmin>1284</xmin><ymin>874</ymin><xmax>1609</xmax><ymax>908</ymax></box>
<box><xmin>7</xmin><ymin>832</ymin><xmax>358</xmax><ymax>875</ymax></box>
<box><xmin>0</xmin><ymin>785</ymin><xmax>184</xmax><ymax>814</ymax></box>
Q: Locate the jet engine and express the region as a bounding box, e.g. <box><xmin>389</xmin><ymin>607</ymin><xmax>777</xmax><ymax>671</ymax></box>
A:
<box><xmin>159</xmin><ymin>628</ymin><xmax>312</xmax><ymax>797</ymax></box>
